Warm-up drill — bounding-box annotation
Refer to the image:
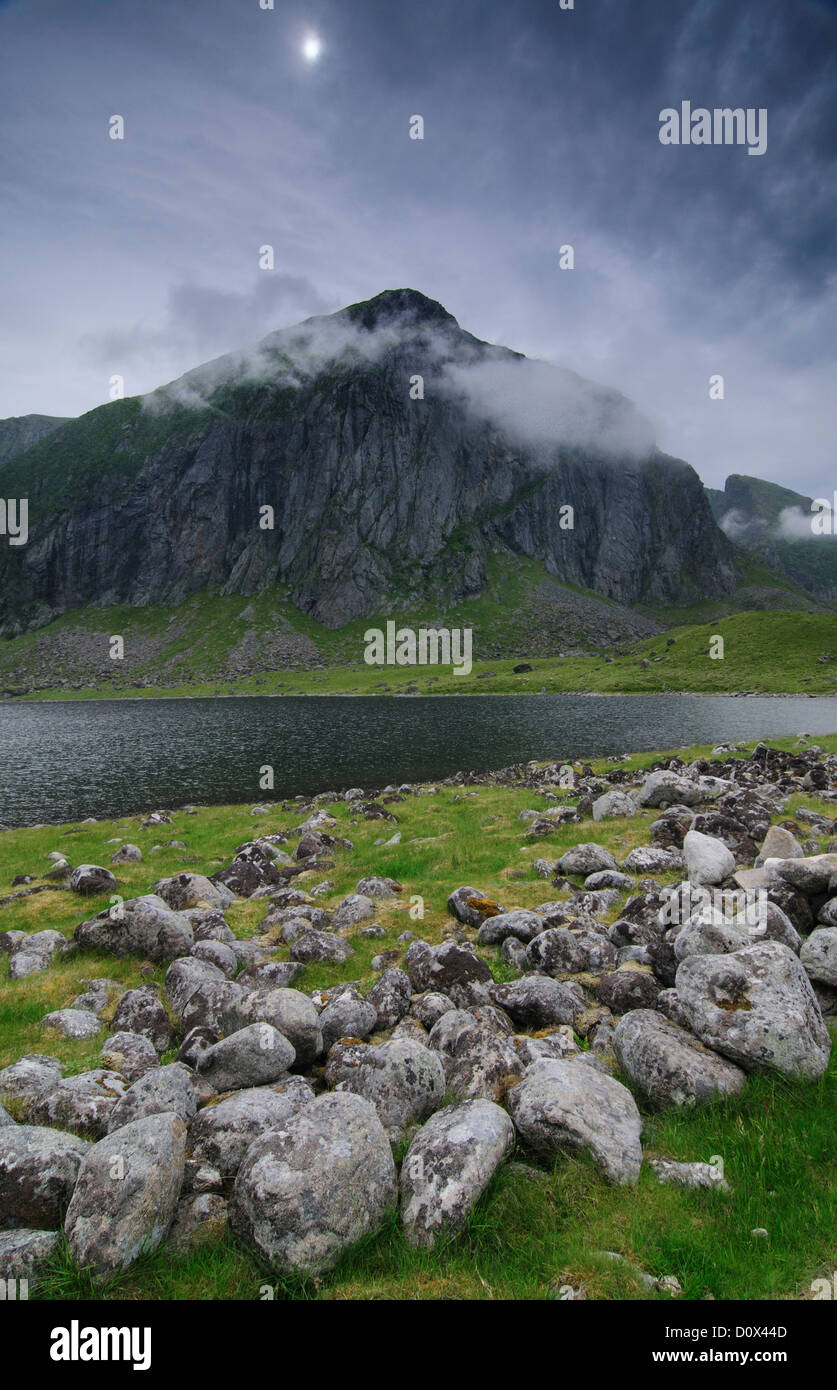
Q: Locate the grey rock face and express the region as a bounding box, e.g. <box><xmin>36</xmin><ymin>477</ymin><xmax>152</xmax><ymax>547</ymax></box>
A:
<box><xmin>188</xmin><ymin>1079</ymin><xmax>315</xmax><ymax>1176</ymax></box>
<box><xmin>229</xmin><ymin>1092</ymin><xmax>397</xmax><ymax>1275</ymax></box>
<box><xmin>0</xmin><ymin>293</ymin><xmax>734</xmax><ymax>637</ymax></box>
<box><xmin>400</xmin><ymin>1099</ymin><xmax>515</xmax><ymax>1247</ymax></box>
<box><xmin>800</xmin><ymin>928</ymin><xmax>837</xmax><ymax>987</ymax></box>
<box><xmin>490</xmin><ymin>976</ymin><xmax>585</xmax><ymax>1029</ymax></box>
<box><xmin>198</xmin><ymin>1024</ymin><xmax>295</xmax><ymax>1092</ymax></box>
<box><xmin>100</xmin><ymin>1032</ymin><xmax>161</xmax><ymax>1083</ymax></box>
<box><xmin>613</xmin><ymin>1009</ymin><xmax>746</xmax><ymax>1109</ymax></box>
<box><xmin>428</xmin><ymin>1010</ymin><xmax>524</xmax><ymax>1102</ymax></box>
<box><xmin>29</xmin><ymin>1070</ymin><xmax>130</xmax><ymax>1139</ymax></box>
<box><xmin>0</xmin><ymin>1126</ymin><xmax>91</xmax><ymax>1229</ymax></box>
<box><xmin>64</xmin><ymin>1113</ymin><xmax>187</xmax><ymax>1279</ymax></box>
<box><xmin>508</xmin><ymin>1058</ymin><xmax>643</xmax><ymax>1184</ymax></box>
<box><xmin>75</xmin><ymin>894</ymin><xmax>194</xmax><ymax>961</ymax></box>
<box><xmin>675</xmin><ymin>940</ymin><xmax>831</xmax><ymax>1079</ymax></box>
<box><xmin>107</xmin><ymin>1063</ymin><xmax>198</xmax><ymax>1133</ymax></box>
<box><xmin>325</xmin><ymin>1037</ymin><xmax>446</xmax><ymax>1142</ymax></box>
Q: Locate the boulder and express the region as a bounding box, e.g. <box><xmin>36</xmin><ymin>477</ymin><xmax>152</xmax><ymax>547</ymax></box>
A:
<box><xmin>0</xmin><ymin>1229</ymin><xmax>61</xmax><ymax>1291</ymax></box>
<box><xmin>447</xmin><ymin>886</ymin><xmax>502</xmax><ymax>928</ymax></box>
<box><xmin>152</xmin><ymin>873</ymin><xmax>234</xmax><ymax>912</ymax></box>
<box><xmin>526</xmin><ymin>927</ymin><xmax>616</xmax><ymax>976</ymax></box>
<box><xmin>405</xmin><ymin>939</ymin><xmax>493</xmax><ymax>1007</ymax></box>
<box><xmin>400</xmin><ymin>1099</ymin><xmax>515</xmax><ymax>1247</ymax></box>
<box><xmin>290</xmin><ymin>930</ymin><xmax>355</xmax><ymax>965</ymax></box>
<box><xmin>0</xmin><ymin>1126</ymin><xmax>90</xmax><ymax>1229</ymax></box>
<box><xmin>110</xmin><ymin>987</ymin><xmax>174</xmax><ymax>1053</ymax></box>
<box><xmin>8</xmin><ymin>930</ymin><xmax>69</xmax><ymax>980</ymax></box>
<box><xmin>476</xmin><ymin>910</ymin><xmax>544</xmax><ymax>946</ymax></box>
<box><xmin>29</xmin><ymin>1070</ymin><xmax>129</xmax><ymax>1139</ymax></box>
<box><xmin>229</xmin><ymin>1092</ymin><xmax>397</xmax><ymax>1274</ymax></box>
<box><xmin>428</xmin><ymin>1010</ymin><xmax>523</xmax><ymax>1102</ymax></box>
<box><xmin>800</xmin><ymin>928</ymin><xmax>837</xmax><ymax>987</ymax></box>
<box><xmin>756</xmin><ymin>826</ymin><xmax>804</xmax><ymax>866</ymax></box>
<box><xmin>367</xmin><ymin>968</ymin><xmax>412</xmax><ymax>1031</ymax></box>
<box><xmin>596</xmin><ymin>966</ymin><xmax>660</xmax><ymax>1014</ymax></box>
<box><xmin>100</xmin><ymin>1033</ymin><xmax>160</xmax><ymax>1084</ymax></box>
<box><xmin>41</xmin><ymin>1009</ymin><xmax>103</xmax><ymax>1041</ymax></box>
<box><xmin>197</xmin><ymin>1024</ymin><xmax>295</xmax><ymax>1092</ymax></box>
<box><xmin>592</xmin><ymin>791</ymin><xmax>637</xmax><ymax>822</ymax></box>
<box><xmin>188</xmin><ymin>1078</ymin><xmax>315</xmax><ymax>1175</ymax></box>
<box><xmin>683</xmin><ymin>830</ymin><xmax>736</xmax><ymax>886</ymax></box>
<box><xmin>634</xmin><ymin>771</ymin><xmax>703</xmax><ymax>808</ymax></box>
<box><xmin>0</xmin><ymin>1055</ymin><xmax>62</xmax><ymax>1114</ymax></box>
<box><xmin>556</xmin><ymin>844</ymin><xmax>619</xmax><ymax>876</ymax></box>
<box><xmin>613</xmin><ymin>1009</ymin><xmax>746</xmax><ymax>1109</ymax></box>
<box><xmin>238</xmin><ymin>988</ymin><xmax>322</xmax><ymax>1066</ymax></box>
<box><xmin>75</xmin><ymin>894</ymin><xmax>193</xmax><ymax>962</ymax></box>
<box><xmin>508</xmin><ymin>1058</ymin><xmax>642</xmax><ymax>1184</ymax></box>
<box><xmin>167</xmin><ymin>1193</ymin><xmax>228</xmax><ymax>1254</ymax></box>
<box><xmin>64</xmin><ymin>1113</ymin><xmax>187</xmax><ymax>1279</ymax></box>
<box><xmin>107</xmin><ymin>1063</ymin><xmax>198</xmax><ymax>1133</ymax></box>
<box><xmin>675</xmin><ymin>940</ymin><xmax>831</xmax><ymax>1079</ymax></box>
<box><xmin>69</xmin><ymin>865</ymin><xmax>117</xmax><ymax>896</ymax></box>
<box><xmin>325</xmin><ymin>1037</ymin><xmax>445</xmax><ymax>1142</ymax></box>
<box><xmin>318</xmin><ymin>991</ymin><xmax>378</xmax><ymax>1052</ymax></box>
<box><xmin>331</xmin><ymin>894</ymin><xmax>375</xmax><ymax>929</ymax></box>
<box><xmin>491</xmin><ymin>976</ymin><xmax>585</xmax><ymax>1029</ymax></box>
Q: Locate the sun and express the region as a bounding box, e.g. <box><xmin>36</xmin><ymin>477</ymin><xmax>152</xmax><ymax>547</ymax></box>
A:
<box><xmin>302</xmin><ymin>34</ymin><xmax>322</xmax><ymax>63</ymax></box>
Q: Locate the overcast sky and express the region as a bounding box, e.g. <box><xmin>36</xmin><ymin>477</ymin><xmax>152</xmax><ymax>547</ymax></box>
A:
<box><xmin>0</xmin><ymin>0</ymin><xmax>835</xmax><ymax>495</ymax></box>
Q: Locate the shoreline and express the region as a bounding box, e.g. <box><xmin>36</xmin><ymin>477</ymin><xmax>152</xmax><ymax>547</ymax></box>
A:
<box><xmin>7</xmin><ymin>688</ymin><xmax>837</xmax><ymax>706</ymax></box>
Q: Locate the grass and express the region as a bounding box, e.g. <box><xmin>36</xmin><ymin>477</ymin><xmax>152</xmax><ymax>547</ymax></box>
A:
<box><xmin>2</xmin><ymin>733</ymin><xmax>837</xmax><ymax>1300</ymax></box>
<box><xmin>2</xmin><ymin>603</ymin><xmax>836</xmax><ymax>700</ymax></box>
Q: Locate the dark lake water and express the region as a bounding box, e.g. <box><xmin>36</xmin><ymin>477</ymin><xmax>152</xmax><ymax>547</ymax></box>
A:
<box><xmin>2</xmin><ymin>693</ymin><xmax>837</xmax><ymax>827</ymax></box>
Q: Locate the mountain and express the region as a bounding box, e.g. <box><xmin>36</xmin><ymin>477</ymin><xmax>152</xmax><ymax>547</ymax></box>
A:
<box><xmin>0</xmin><ymin>414</ymin><xmax>70</xmax><ymax>469</ymax></box>
<box><xmin>707</xmin><ymin>474</ymin><xmax>837</xmax><ymax>600</ymax></box>
<box><xmin>0</xmin><ymin>288</ymin><xmax>738</xmax><ymax>636</ymax></box>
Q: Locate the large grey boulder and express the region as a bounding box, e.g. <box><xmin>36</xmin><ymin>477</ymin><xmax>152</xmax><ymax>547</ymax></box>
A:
<box><xmin>367</xmin><ymin>968</ymin><xmax>411</xmax><ymax>1031</ymax></box>
<box><xmin>0</xmin><ymin>1229</ymin><xmax>60</xmax><ymax>1292</ymax></box>
<box><xmin>41</xmin><ymin>1009</ymin><xmax>104</xmax><ymax>1040</ymax></box>
<box><xmin>290</xmin><ymin>930</ymin><xmax>355</xmax><ymax>965</ymax></box>
<box><xmin>675</xmin><ymin>940</ymin><xmax>831</xmax><ymax>1079</ymax></box>
<box><xmin>400</xmin><ymin>1099</ymin><xmax>515</xmax><ymax>1247</ymax></box>
<box><xmin>8</xmin><ymin>930</ymin><xmax>69</xmax><ymax>980</ymax></box>
<box><xmin>197</xmin><ymin>1024</ymin><xmax>295</xmax><ymax>1092</ymax></box>
<box><xmin>0</xmin><ymin>1126</ymin><xmax>90</xmax><ymax>1229</ymax></box>
<box><xmin>331</xmin><ymin>894</ymin><xmax>375</xmax><ymax>929</ymax></box>
<box><xmin>447</xmin><ymin>886</ymin><xmax>502</xmax><ymax>928</ymax></box>
<box><xmin>29</xmin><ymin>1070</ymin><xmax>129</xmax><ymax>1139</ymax></box>
<box><xmin>556</xmin><ymin>843</ymin><xmax>619</xmax><ymax>876</ymax></box>
<box><xmin>508</xmin><ymin>1058</ymin><xmax>642</xmax><ymax>1184</ymax></box>
<box><xmin>405</xmin><ymin>939</ymin><xmax>494</xmax><ymax>1007</ymax></box>
<box><xmin>152</xmin><ymin>873</ymin><xmax>234</xmax><ymax>912</ymax></box>
<box><xmin>673</xmin><ymin>916</ymin><xmax>751</xmax><ymax>964</ymax></box>
<box><xmin>318</xmin><ymin>991</ymin><xmax>378</xmax><ymax>1052</ymax></box>
<box><xmin>164</xmin><ymin>956</ymin><xmax>225</xmax><ymax>1018</ymax></box>
<box><xmin>187</xmin><ymin>1078</ymin><xmax>315</xmax><ymax>1176</ymax></box>
<box><xmin>325</xmin><ymin>1037</ymin><xmax>445</xmax><ymax>1142</ymax></box>
<box><xmin>110</xmin><ymin>987</ymin><xmax>174</xmax><ymax>1053</ymax></box>
<box><xmin>69</xmin><ymin>865</ymin><xmax>117</xmax><ymax>895</ymax></box>
<box><xmin>75</xmin><ymin>894</ymin><xmax>193</xmax><ymax>962</ymax></box>
<box><xmin>756</xmin><ymin>826</ymin><xmax>804</xmax><ymax>866</ymax></box>
<box><xmin>0</xmin><ymin>1055</ymin><xmax>62</xmax><ymax>1114</ymax></box>
<box><xmin>476</xmin><ymin>911</ymin><xmax>544</xmax><ymax>946</ymax></box>
<box><xmin>683</xmin><ymin>830</ymin><xmax>736</xmax><ymax>886</ymax></box>
<box><xmin>428</xmin><ymin>1010</ymin><xmax>524</xmax><ymax>1102</ymax></box>
<box><xmin>239</xmin><ymin>988</ymin><xmax>322</xmax><ymax>1066</ymax></box>
<box><xmin>634</xmin><ymin>771</ymin><xmax>703</xmax><ymax>808</ymax></box>
<box><xmin>229</xmin><ymin>1092</ymin><xmax>397</xmax><ymax>1275</ymax></box>
<box><xmin>800</xmin><ymin>928</ymin><xmax>837</xmax><ymax>987</ymax></box>
<box><xmin>766</xmin><ymin>854</ymin><xmax>837</xmax><ymax>895</ymax></box>
<box><xmin>490</xmin><ymin>976</ymin><xmax>585</xmax><ymax>1029</ymax></box>
<box><xmin>107</xmin><ymin>1063</ymin><xmax>198</xmax><ymax>1133</ymax></box>
<box><xmin>592</xmin><ymin>790</ymin><xmax>637</xmax><ymax>822</ymax></box>
<box><xmin>64</xmin><ymin>1112</ymin><xmax>186</xmax><ymax>1279</ymax></box>
<box><xmin>613</xmin><ymin>1009</ymin><xmax>746</xmax><ymax>1109</ymax></box>
<box><xmin>100</xmin><ymin>1032</ymin><xmax>160</xmax><ymax>1083</ymax></box>
<box><xmin>526</xmin><ymin>927</ymin><xmax>616</xmax><ymax>976</ymax></box>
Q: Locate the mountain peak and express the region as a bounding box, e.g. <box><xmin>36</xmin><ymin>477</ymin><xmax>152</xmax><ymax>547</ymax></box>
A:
<box><xmin>338</xmin><ymin>288</ymin><xmax>459</xmax><ymax>332</ymax></box>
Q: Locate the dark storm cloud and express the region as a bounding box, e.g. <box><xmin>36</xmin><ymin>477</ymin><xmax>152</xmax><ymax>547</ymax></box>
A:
<box><xmin>0</xmin><ymin>0</ymin><xmax>834</xmax><ymax>495</ymax></box>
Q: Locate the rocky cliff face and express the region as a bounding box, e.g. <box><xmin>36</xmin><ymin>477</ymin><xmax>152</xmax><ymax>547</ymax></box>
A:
<box><xmin>0</xmin><ymin>289</ymin><xmax>736</xmax><ymax>634</ymax></box>
<box><xmin>0</xmin><ymin>414</ymin><xmax>69</xmax><ymax>469</ymax></box>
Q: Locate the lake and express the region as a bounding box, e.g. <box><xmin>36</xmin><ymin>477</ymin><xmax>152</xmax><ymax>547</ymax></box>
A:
<box><xmin>1</xmin><ymin>693</ymin><xmax>837</xmax><ymax>827</ymax></box>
